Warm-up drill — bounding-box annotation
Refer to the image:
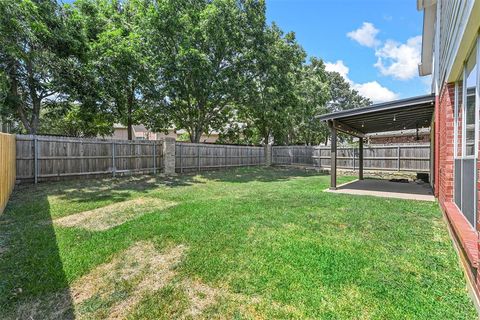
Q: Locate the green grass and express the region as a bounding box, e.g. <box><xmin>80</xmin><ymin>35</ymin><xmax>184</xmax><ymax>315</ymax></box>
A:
<box><xmin>0</xmin><ymin>167</ymin><xmax>476</xmax><ymax>319</ymax></box>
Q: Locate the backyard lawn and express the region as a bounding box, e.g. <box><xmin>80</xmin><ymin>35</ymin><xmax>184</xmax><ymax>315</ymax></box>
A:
<box><xmin>0</xmin><ymin>167</ymin><xmax>476</xmax><ymax>319</ymax></box>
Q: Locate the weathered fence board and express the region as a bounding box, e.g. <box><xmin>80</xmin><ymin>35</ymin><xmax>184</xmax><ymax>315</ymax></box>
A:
<box><xmin>16</xmin><ymin>135</ymin><xmax>164</xmax><ymax>182</ymax></box>
<box><xmin>272</xmin><ymin>144</ymin><xmax>430</xmax><ymax>172</ymax></box>
<box><xmin>175</xmin><ymin>143</ymin><xmax>265</xmax><ymax>173</ymax></box>
<box><xmin>15</xmin><ymin>135</ymin><xmax>430</xmax><ymax>184</ymax></box>
<box><xmin>0</xmin><ymin>133</ymin><xmax>16</xmax><ymax>213</ymax></box>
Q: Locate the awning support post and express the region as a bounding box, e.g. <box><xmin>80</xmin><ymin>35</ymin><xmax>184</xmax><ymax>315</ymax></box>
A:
<box><xmin>359</xmin><ymin>137</ymin><xmax>364</xmax><ymax>180</ymax></box>
<box><xmin>329</xmin><ymin>121</ymin><xmax>337</xmax><ymax>190</ymax></box>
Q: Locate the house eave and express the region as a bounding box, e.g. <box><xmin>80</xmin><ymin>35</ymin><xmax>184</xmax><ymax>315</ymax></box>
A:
<box><xmin>418</xmin><ymin>2</ymin><xmax>436</xmax><ymax>77</ymax></box>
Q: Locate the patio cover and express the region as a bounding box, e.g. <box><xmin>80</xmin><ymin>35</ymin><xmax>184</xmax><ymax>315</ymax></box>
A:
<box><xmin>316</xmin><ymin>94</ymin><xmax>435</xmax><ymax>189</ymax></box>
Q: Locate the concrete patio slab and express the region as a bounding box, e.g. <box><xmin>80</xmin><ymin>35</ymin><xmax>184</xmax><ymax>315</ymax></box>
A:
<box><xmin>325</xmin><ymin>179</ymin><xmax>435</xmax><ymax>202</ymax></box>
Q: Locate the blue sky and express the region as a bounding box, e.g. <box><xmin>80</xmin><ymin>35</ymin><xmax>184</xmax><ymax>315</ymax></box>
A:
<box><xmin>266</xmin><ymin>0</ymin><xmax>431</xmax><ymax>102</ymax></box>
<box><xmin>62</xmin><ymin>0</ymin><xmax>430</xmax><ymax>103</ymax></box>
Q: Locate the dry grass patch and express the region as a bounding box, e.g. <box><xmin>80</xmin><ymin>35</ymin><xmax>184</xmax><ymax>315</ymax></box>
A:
<box><xmin>129</xmin><ymin>277</ymin><xmax>305</xmax><ymax>319</ymax></box>
<box><xmin>182</xmin><ymin>279</ymin><xmax>224</xmax><ymax>317</ymax></box>
<box><xmin>54</xmin><ymin>197</ymin><xmax>177</xmax><ymax>231</ymax></box>
<box><xmin>9</xmin><ymin>241</ymin><xmax>186</xmax><ymax>320</ymax></box>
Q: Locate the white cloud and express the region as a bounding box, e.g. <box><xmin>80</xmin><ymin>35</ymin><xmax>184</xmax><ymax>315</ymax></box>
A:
<box><xmin>347</xmin><ymin>22</ymin><xmax>380</xmax><ymax>48</ymax></box>
<box><xmin>324</xmin><ymin>60</ymin><xmax>350</xmax><ymax>79</ymax></box>
<box><xmin>325</xmin><ymin>60</ymin><xmax>398</xmax><ymax>103</ymax></box>
<box><xmin>374</xmin><ymin>35</ymin><xmax>422</xmax><ymax>80</ymax></box>
<box><xmin>352</xmin><ymin>82</ymin><xmax>398</xmax><ymax>102</ymax></box>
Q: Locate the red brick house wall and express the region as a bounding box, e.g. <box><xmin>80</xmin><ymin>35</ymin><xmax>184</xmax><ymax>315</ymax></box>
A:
<box><xmin>437</xmin><ymin>83</ymin><xmax>455</xmax><ymax>207</ymax></box>
<box><xmin>436</xmin><ymin>82</ymin><xmax>480</xmax><ymax>296</ymax></box>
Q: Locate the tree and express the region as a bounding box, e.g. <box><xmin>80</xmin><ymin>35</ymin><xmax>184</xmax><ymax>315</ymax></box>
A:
<box><xmin>320</xmin><ymin>71</ymin><xmax>371</xmax><ymax>144</ymax></box>
<box><xmin>326</xmin><ymin>71</ymin><xmax>371</xmax><ymax>112</ymax></box>
<box><xmin>240</xmin><ymin>23</ymin><xmax>305</xmax><ymax>145</ymax></box>
<box><xmin>0</xmin><ymin>0</ymin><xmax>84</xmax><ymax>134</ymax></box>
<box><xmin>39</xmin><ymin>102</ymin><xmax>112</xmax><ymax>137</ymax></box>
<box><xmin>72</xmin><ymin>0</ymin><xmax>154</xmax><ymax>140</ymax></box>
<box><xmin>291</xmin><ymin>57</ymin><xmax>330</xmax><ymax>145</ymax></box>
<box><xmin>143</xmin><ymin>0</ymin><xmax>266</xmax><ymax>143</ymax></box>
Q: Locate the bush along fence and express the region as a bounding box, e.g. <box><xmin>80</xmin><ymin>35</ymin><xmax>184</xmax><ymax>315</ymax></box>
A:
<box><xmin>13</xmin><ymin>134</ymin><xmax>430</xmax><ymax>184</ymax></box>
<box><xmin>0</xmin><ymin>133</ymin><xmax>16</xmax><ymax>214</ymax></box>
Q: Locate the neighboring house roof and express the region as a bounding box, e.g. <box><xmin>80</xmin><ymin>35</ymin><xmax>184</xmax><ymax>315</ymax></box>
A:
<box><xmin>113</xmin><ymin>124</ymin><xmax>220</xmax><ymax>136</ymax></box>
<box><xmin>132</xmin><ymin>125</ymin><xmax>149</xmax><ymax>133</ymax></box>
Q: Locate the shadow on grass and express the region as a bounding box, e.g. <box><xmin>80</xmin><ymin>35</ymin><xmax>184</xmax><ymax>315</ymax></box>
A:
<box><xmin>0</xmin><ymin>190</ymin><xmax>75</xmax><ymax>318</ymax></box>
<box><xmin>188</xmin><ymin>166</ymin><xmax>324</xmax><ymax>184</ymax></box>
<box><xmin>0</xmin><ymin>166</ymin><xmax>316</xmax><ymax>317</ymax></box>
<box><xmin>11</xmin><ymin>167</ymin><xmax>322</xmax><ymax>206</ymax></box>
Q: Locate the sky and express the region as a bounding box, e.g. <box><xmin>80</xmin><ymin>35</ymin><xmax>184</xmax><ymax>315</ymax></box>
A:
<box><xmin>62</xmin><ymin>0</ymin><xmax>431</xmax><ymax>103</ymax></box>
<box><xmin>266</xmin><ymin>0</ymin><xmax>432</xmax><ymax>103</ymax></box>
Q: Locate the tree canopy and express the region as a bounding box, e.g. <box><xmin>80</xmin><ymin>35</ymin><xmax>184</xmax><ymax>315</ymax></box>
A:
<box><xmin>0</xmin><ymin>0</ymin><xmax>371</xmax><ymax>143</ymax></box>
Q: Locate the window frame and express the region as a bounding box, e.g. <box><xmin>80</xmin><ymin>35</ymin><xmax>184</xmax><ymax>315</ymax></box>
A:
<box><xmin>453</xmin><ymin>34</ymin><xmax>479</xmax><ymax>229</ymax></box>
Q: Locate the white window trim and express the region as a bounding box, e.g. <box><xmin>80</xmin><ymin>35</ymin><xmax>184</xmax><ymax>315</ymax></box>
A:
<box><xmin>454</xmin><ymin>34</ymin><xmax>479</xmax><ymax>228</ymax></box>
<box><xmin>454</xmin><ymin>82</ymin><xmax>459</xmax><ymax>159</ymax></box>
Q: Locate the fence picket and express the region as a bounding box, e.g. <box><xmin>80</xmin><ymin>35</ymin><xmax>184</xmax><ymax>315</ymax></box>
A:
<box><xmin>16</xmin><ymin>135</ymin><xmax>164</xmax><ymax>182</ymax></box>
<box><xmin>272</xmin><ymin>144</ymin><xmax>430</xmax><ymax>172</ymax></box>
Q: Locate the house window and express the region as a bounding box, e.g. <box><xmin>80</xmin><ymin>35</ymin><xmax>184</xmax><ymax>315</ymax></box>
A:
<box><xmin>464</xmin><ymin>41</ymin><xmax>477</xmax><ymax>156</ymax></box>
<box><xmin>454</xmin><ymin>35</ymin><xmax>478</xmax><ymax>228</ymax></box>
<box><xmin>455</xmin><ymin>80</ymin><xmax>463</xmax><ymax>158</ymax></box>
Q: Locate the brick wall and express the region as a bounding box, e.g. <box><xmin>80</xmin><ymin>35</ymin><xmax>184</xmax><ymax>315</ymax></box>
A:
<box><xmin>437</xmin><ymin>83</ymin><xmax>455</xmax><ymax>208</ymax></box>
<box><xmin>438</xmin><ymin>83</ymin><xmax>480</xmax><ymax>294</ymax></box>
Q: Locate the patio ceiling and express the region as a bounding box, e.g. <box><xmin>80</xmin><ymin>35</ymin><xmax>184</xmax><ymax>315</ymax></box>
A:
<box><xmin>316</xmin><ymin>94</ymin><xmax>435</xmax><ymax>137</ymax></box>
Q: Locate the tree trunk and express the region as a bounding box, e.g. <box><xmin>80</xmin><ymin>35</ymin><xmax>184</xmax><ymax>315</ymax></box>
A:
<box><xmin>190</xmin><ymin>127</ymin><xmax>203</xmax><ymax>143</ymax></box>
<box><xmin>127</xmin><ymin>105</ymin><xmax>133</xmax><ymax>140</ymax></box>
<box><xmin>8</xmin><ymin>62</ymin><xmax>32</xmax><ymax>133</ymax></box>
<box><xmin>29</xmin><ymin>97</ymin><xmax>41</xmax><ymax>135</ymax></box>
<box><xmin>263</xmin><ymin>133</ymin><xmax>270</xmax><ymax>146</ymax></box>
<box><xmin>127</xmin><ymin>87</ymin><xmax>134</xmax><ymax>140</ymax></box>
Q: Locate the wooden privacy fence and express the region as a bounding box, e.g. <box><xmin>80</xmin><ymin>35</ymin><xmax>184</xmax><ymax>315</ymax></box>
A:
<box><xmin>16</xmin><ymin>135</ymin><xmax>164</xmax><ymax>183</ymax></box>
<box><xmin>176</xmin><ymin>142</ymin><xmax>265</xmax><ymax>173</ymax></box>
<box><xmin>272</xmin><ymin>146</ymin><xmax>315</xmax><ymax>166</ymax></box>
<box><xmin>272</xmin><ymin>144</ymin><xmax>430</xmax><ymax>172</ymax></box>
<box><xmin>0</xmin><ymin>133</ymin><xmax>16</xmax><ymax>213</ymax></box>
<box><xmin>14</xmin><ymin>135</ymin><xmax>430</xmax><ymax>184</ymax></box>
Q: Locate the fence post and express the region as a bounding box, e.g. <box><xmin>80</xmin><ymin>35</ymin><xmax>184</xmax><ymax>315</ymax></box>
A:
<box><xmin>153</xmin><ymin>142</ymin><xmax>156</xmax><ymax>175</ymax></box>
<box><xmin>224</xmin><ymin>145</ymin><xmax>227</xmax><ymax>168</ymax></box>
<box><xmin>112</xmin><ymin>141</ymin><xmax>116</xmax><ymax>178</ymax></box>
<box><xmin>163</xmin><ymin>137</ymin><xmax>176</xmax><ymax>175</ymax></box>
<box><xmin>80</xmin><ymin>141</ymin><xmax>84</xmax><ymax>175</ymax></box>
<box><xmin>34</xmin><ymin>135</ymin><xmax>38</xmax><ymax>184</ymax></box>
<box><xmin>179</xmin><ymin>143</ymin><xmax>183</xmax><ymax>173</ymax></box>
<box><xmin>197</xmin><ymin>145</ymin><xmax>200</xmax><ymax>172</ymax></box>
<box><xmin>397</xmin><ymin>146</ymin><xmax>401</xmax><ymax>171</ymax></box>
<box><xmin>264</xmin><ymin>144</ymin><xmax>272</xmax><ymax>166</ymax></box>
<box><xmin>352</xmin><ymin>147</ymin><xmax>355</xmax><ymax>171</ymax></box>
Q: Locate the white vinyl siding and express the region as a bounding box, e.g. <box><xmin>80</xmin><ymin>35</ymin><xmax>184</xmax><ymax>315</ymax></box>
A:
<box><xmin>436</xmin><ymin>0</ymin><xmax>475</xmax><ymax>86</ymax></box>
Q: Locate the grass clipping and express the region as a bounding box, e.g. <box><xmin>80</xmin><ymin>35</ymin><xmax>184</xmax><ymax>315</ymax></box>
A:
<box><xmin>54</xmin><ymin>197</ymin><xmax>177</xmax><ymax>231</ymax></box>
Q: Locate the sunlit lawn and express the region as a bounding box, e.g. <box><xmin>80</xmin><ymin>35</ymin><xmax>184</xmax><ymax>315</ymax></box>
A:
<box><xmin>0</xmin><ymin>167</ymin><xmax>476</xmax><ymax>319</ymax></box>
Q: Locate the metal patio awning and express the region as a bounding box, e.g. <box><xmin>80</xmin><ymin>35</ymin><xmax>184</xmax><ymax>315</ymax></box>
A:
<box><xmin>317</xmin><ymin>94</ymin><xmax>435</xmax><ymax>137</ymax></box>
<box><xmin>316</xmin><ymin>94</ymin><xmax>435</xmax><ymax>190</ymax></box>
